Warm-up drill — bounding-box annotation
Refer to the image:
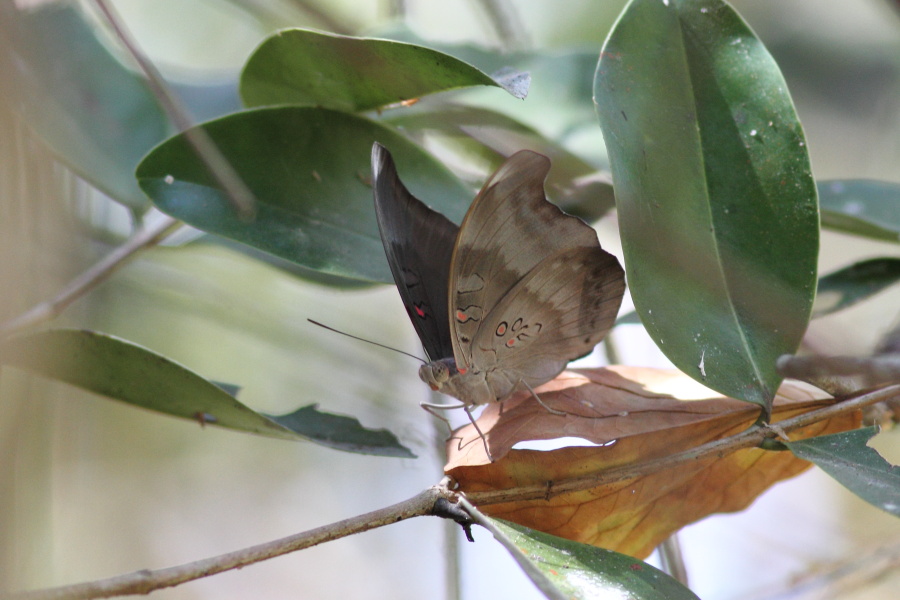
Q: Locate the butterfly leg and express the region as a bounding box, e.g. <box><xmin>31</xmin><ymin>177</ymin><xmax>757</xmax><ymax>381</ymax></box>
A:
<box><xmin>421</xmin><ymin>401</ymin><xmax>494</xmax><ymax>462</ymax></box>
<box><xmin>521</xmin><ymin>380</ymin><xmax>567</xmax><ymax>416</ymax></box>
<box><xmin>421</xmin><ymin>400</ymin><xmax>466</xmax><ymax>435</ymax></box>
<box><xmin>464</xmin><ymin>404</ymin><xmax>493</xmax><ymax>462</ymax></box>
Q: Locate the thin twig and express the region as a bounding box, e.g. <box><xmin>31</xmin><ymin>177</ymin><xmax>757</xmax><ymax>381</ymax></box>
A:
<box><xmin>92</xmin><ymin>0</ymin><xmax>258</xmax><ymax>220</ymax></box>
<box><xmin>457</xmin><ymin>496</ymin><xmax>567</xmax><ymax>600</ymax></box>
<box><xmin>0</xmin><ymin>216</ymin><xmax>182</xmax><ymax>337</ymax></box>
<box><xmin>470</xmin><ymin>0</ymin><xmax>530</xmax><ymax>51</ymax></box>
<box><xmin>4</xmin><ymin>486</ymin><xmax>452</xmax><ymax>600</ymax></box>
<box><xmin>777</xmin><ymin>353</ymin><xmax>900</xmax><ymax>382</ymax></box>
<box><xmin>737</xmin><ymin>539</ymin><xmax>900</xmax><ymax>600</ymax></box>
<box><xmin>466</xmin><ymin>384</ymin><xmax>900</xmax><ymax>506</ymax></box>
<box><xmin>658</xmin><ymin>535</ymin><xmax>688</xmax><ymax>585</ymax></box>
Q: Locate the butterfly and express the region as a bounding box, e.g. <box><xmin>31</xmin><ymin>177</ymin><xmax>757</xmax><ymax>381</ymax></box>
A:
<box><xmin>371</xmin><ymin>142</ymin><xmax>625</xmax><ymax>457</ymax></box>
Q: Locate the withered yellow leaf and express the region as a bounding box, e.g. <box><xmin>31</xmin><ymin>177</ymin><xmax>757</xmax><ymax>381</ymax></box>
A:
<box><xmin>446</xmin><ymin>367</ymin><xmax>860</xmax><ymax>559</ymax></box>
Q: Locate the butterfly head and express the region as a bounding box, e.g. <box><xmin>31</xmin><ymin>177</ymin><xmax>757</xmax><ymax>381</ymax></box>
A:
<box><xmin>419</xmin><ymin>359</ymin><xmax>452</xmax><ymax>391</ymax></box>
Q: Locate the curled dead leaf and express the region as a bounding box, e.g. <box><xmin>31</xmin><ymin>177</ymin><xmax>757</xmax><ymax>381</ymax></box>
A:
<box><xmin>446</xmin><ymin>366</ymin><xmax>861</xmax><ymax>558</ymax></box>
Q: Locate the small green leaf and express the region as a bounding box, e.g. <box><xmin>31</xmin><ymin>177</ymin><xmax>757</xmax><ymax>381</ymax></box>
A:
<box><xmin>492</xmin><ymin>519</ymin><xmax>699</xmax><ymax>600</ymax></box>
<box><xmin>813</xmin><ymin>258</ymin><xmax>900</xmax><ymax>317</ymax></box>
<box><xmin>615</xmin><ymin>310</ymin><xmax>642</xmax><ymax>326</ymax></box>
<box><xmin>267</xmin><ymin>405</ymin><xmax>414</xmax><ymax>458</ymax></box>
<box><xmin>785</xmin><ymin>427</ymin><xmax>900</xmax><ymax>517</ymax></box>
<box><xmin>240</xmin><ymin>28</ymin><xmax>527</xmax><ymax>112</ymax></box>
<box><xmin>136</xmin><ymin>106</ymin><xmax>473</xmax><ymax>283</ymax></box>
<box><xmin>0</xmin><ymin>329</ymin><xmax>414</xmax><ymax>457</ymax></box>
<box><xmin>0</xmin><ymin>4</ymin><xmax>167</xmax><ymax>213</ymax></box>
<box><xmin>819</xmin><ymin>180</ymin><xmax>900</xmax><ymax>244</ymax></box>
<box><xmin>595</xmin><ymin>0</ymin><xmax>818</xmax><ymax>414</ymax></box>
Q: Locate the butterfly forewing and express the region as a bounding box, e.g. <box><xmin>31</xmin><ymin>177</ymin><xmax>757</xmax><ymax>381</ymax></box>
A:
<box><xmin>371</xmin><ymin>143</ymin><xmax>458</xmax><ymax>361</ymax></box>
<box><xmin>448</xmin><ymin>150</ymin><xmax>614</xmax><ymax>375</ymax></box>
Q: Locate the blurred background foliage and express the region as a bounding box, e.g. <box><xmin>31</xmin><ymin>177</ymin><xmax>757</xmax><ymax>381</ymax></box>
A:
<box><xmin>1</xmin><ymin>0</ymin><xmax>899</xmax><ymax>599</ymax></box>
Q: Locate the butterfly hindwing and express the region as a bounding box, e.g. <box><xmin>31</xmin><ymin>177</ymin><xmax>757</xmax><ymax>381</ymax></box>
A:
<box><xmin>371</xmin><ymin>143</ymin><xmax>458</xmax><ymax>361</ymax></box>
<box><xmin>470</xmin><ymin>246</ymin><xmax>625</xmax><ymax>397</ymax></box>
<box><xmin>448</xmin><ymin>150</ymin><xmax>620</xmax><ymax>381</ymax></box>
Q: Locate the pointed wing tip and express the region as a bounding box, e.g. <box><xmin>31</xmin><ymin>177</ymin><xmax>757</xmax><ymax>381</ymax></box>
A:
<box><xmin>371</xmin><ymin>141</ymin><xmax>391</xmax><ymax>176</ymax></box>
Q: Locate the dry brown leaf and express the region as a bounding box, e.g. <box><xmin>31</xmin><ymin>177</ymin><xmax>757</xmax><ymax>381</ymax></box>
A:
<box><xmin>446</xmin><ymin>366</ymin><xmax>861</xmax><ymax>559</ymax></box>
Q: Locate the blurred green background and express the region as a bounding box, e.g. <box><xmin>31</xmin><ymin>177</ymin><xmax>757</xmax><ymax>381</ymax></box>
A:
<box><xmin>1</xmin><ymin>1</ymin><xmax>899</xmax><ymax>599</ymax></box>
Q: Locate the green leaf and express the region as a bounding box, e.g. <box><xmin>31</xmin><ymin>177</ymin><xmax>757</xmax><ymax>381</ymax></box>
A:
<box><xmin>595</xmin><ymin>0</ymin><xmax>818</xmax><ymax>414</ymax></box>
<box><xmin>819</xmin><ymin>180</ymin><xmax>900</xmax><ymax>244</ymax></box>
<box><xmin>785</xmin><ymin>427</ymin><xmax>900</xmax><ymax>517</ymax></box>
<box><xmin>375</xmin><ymin>26</ymin><xmax>601</xmax><ymax>140</ymax></box>
<box><xmin>194</xmin><ymin>235</ymin><xmax>378</xmax><ymax>289</ymax></box>
<box><xmin>384</xmin><ymin>103</ymin><xmax>615</xmax><ymax>221</ymax></box>
<box><xmin>240</xmin><ymin>28</ymin><xmax>528</xmax><ymax>112</ymax></box>
<box><xmin>492</xmin><ymin>519</ymin><xmax>699</xmax><ymax>600</ymax></box>
<box><xmin>136</xmin><ymin>106</ymin><xmax>473</xmax><ymax>283</ymax></box>
<box><xmin>813</xmin><ymin>258</ymin><xmax>900</xmax><ymax>317</ymax></box>
<box><xmin>0</xmin><ymin>329</ymin><xmax>414</xmax><ymax>457</ymax></box>
<box><xmin>266</xmin><ymin>405</ymin><xmax>413</xmax><ymax>457</ymax></box>
<box><xmin>0</xmin><ymin>4</ymin><xmax>168</xmax><ymax>214</ymax></box>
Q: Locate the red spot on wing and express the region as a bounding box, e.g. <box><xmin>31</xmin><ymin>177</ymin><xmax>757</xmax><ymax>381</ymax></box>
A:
<box><xmin>456</xmin><ymin>310</ymin><xmax>467</xmax><ymax>322</ymax></box>
<box><xmin>414</xmin><ymin>305</ymin><xmax>426</xmax><ymax>318</ymax></box>
<box><xmin>458</xmin><ymin>367</ymin><xmax>467</xmax><ymax>374</ymax></box>
<box><xmin>506</xmin><ymin>339</ymin><xmax>516</xmax><ymax>347</ymax></box>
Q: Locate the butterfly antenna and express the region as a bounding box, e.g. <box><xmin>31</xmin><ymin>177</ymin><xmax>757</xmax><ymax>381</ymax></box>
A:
<box><xmin>307</xmin><ymin>319</ymin><xmax>426</xmax><ymax>363</ymax></box>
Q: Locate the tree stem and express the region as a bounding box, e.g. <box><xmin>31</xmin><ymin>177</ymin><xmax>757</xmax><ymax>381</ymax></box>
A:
<box><xmin>0</xmin><ymin>216</ymin><xmax>181</xmax><ymax>337</ymax></box>
<box><xmin>4</xmin><ymin>486</ymin><xmax>454</xmax><ymax>600</ymax></box>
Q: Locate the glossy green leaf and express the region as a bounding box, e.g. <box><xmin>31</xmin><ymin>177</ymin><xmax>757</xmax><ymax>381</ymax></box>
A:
<box><xmin>0</xmin><ymin>4</ymin><xmax>167</xmax><ymax>214</ymax></box>
<box><xmin>136</xmin><ymin>106</ymin><xmax>473</xmax><ymax>283</ymax></box>
<box><xmin>819</xmin><ymin>180</ymin><xmax>900</xmax><ymax>244</ymax></box>
<box><xmin>595</xmin><ymin>0</ymin><xmax>818</xmax><ymax>413</ymax></box>
<box><xmin>785</xmin><ymin>427</ymin><xmax>900</xmax><ymax>517</ymax></box>
<box><xmin>384</xmin><ymin>103</ymin><xmax>615</xmax><ymax>221</ymax></box>
<box><xmin>491</xmin><ymin>519</ymin><xmax>699</xmax><ymax>600</ymax></box>
<box><xmin>813</xmin><ymin>258</ymin><xmax>900</xmax><ymax>317</ymax></box>
<box><xmin>0</xmin><ymin>329</ymin><xmax>414</xmax><ymax>457</ymax></box>
<box><xmin>240</xmin><ymin>28</ymin><xmax>528</xmax><ymax>112</ymax></box>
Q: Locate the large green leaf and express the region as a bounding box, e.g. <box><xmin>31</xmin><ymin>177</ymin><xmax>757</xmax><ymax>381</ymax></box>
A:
<box><xmin>491</xmin><ymin>519</ymin><xmax>699</xmax><ymax>600</ymax></box>
<box><xmin>0</xmin><ymin>329</ymin><xmax>414</xmax><ymax>457</ymax></box>
<box><xmin>813</xmin><ymin>258</ymin><xmax>900</xmax><ymax>317</ymax></box>
<box><xmin>594</xmin><ymin>0</ymin><xmax>818</xmax><ymax>414</ymax></box>
<box><xmin>240</xmin><ymin>28</ymin><xmax>528</xmax><ymax>112</ymax></box>
<box><xmin>785</xmin><ymin>427</ymin><xmax>900</xmax><ymax>517</ymax></box>
<box><xmin>136</xmin><ymin>106</ymin><xmax>473</xmax><ymax>283</ymax></box>
<box><xmin>819</xmin><ymin>180</ymin><xmax>900</xmax><ymax>244</ymax></box>
<box><xmin>0</xmin><ymin>4</ymin><xmax>167</xmax><ymax>214</ymax></box>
